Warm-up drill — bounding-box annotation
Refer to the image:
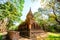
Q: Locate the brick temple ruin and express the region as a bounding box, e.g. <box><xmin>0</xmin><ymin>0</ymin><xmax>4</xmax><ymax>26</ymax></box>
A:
<box><xmin>18</xmin><ymin>9</ymin><xmax>43</xmax><ymax>38</ymax></box>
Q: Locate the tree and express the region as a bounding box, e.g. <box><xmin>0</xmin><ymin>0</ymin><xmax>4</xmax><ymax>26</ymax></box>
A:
<box><xmin>38</xmin><ymin>0</ymin><xmax>60</xmax><ymax>24</ymax></box>
<box><xmin>34</xmin><ymin>12</ymin><xmax>49</xmax><ymax>31</ymax></box>
<box><xmin>0</xmin><ymin>0</ymin><xmax>24</xmax><ymax>30</ymax></box>
<box><xmin>45</xmin><ymin>0</ymin><xmax>60</xmax><ymax>24</ymax></box>
<box><xmin>34</xmin><ymin>0</ymin><xmax>60</xmax><ymax>32</ymax></box>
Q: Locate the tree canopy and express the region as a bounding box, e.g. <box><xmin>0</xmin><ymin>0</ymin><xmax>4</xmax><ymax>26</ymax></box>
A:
<box><xmin>0</xmin><ymin>0</ymin><xmax>24</xmax><ymax>30</ymax></box>
<box><xmin>33</xmin><ymin>0</ymin><xmax>60</xmax><ymax>32</ymax></box>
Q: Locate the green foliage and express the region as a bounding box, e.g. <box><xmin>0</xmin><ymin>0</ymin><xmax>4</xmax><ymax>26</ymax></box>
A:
<box><xmin>0</xmin><ymin>0</ymin><xmax>24</xmax><ymax>30</ymax></box>
<box><xmin>47</xmin><ymin>25</ymin><xmax>56</xmax><ymax>32</ymax></box>
<box><xmin>0</xmin><ymin>2</ymin><xmax>20</xmax><ymax>21</ymax></box>
<box><xmin>0</xmin><ymin>35</ymin><xmax>2</xmax><ymax>40</ymax></box>
<box><xmin>9</xmin><ymin>26</ymin><xmax>18</xmax><ymax>30</ymax></box>
<box><xmin>33</xmin><ymin>0</ymin><xmax>60</xmax><ymax>32</ymax></box>
<box><xmin>45</xmin><ymin>33</ymin><xmax>60</xmax><ymax>40</ymax></box>
<box><xmin>34</xmin><ymin>11</ymin><xmax>60</xmax><ymax>32</ymax></box>
<box><xmin>45</xmin><ymin>36</ymin><xmax>60</xmax><ymax>40</ymax></box>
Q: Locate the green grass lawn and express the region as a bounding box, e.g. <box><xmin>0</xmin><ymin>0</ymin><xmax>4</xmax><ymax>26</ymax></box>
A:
<box><xmin>45</xmin><ymin>32</ymin><xmax>60</xmax><ymax>40</ymax></box>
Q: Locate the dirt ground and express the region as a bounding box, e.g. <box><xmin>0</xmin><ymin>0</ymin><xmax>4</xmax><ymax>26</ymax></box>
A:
<box><xmin>19</xmin><ymin>32</ymin><xmax>48</xmax><ymax>40</ymax></box>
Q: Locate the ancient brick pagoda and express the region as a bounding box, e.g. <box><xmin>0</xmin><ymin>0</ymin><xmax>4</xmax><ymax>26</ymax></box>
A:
<box><xmin>18</xmin><ymin>9</ymin><xmax>43</xmax><ymax>38</ymax></box>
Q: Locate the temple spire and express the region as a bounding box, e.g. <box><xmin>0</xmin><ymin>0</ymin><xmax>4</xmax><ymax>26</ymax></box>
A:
<box><xmin>26</xmin><ymin>8</ymin><xmax>33</xmax><ymax>19</ymax></box>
